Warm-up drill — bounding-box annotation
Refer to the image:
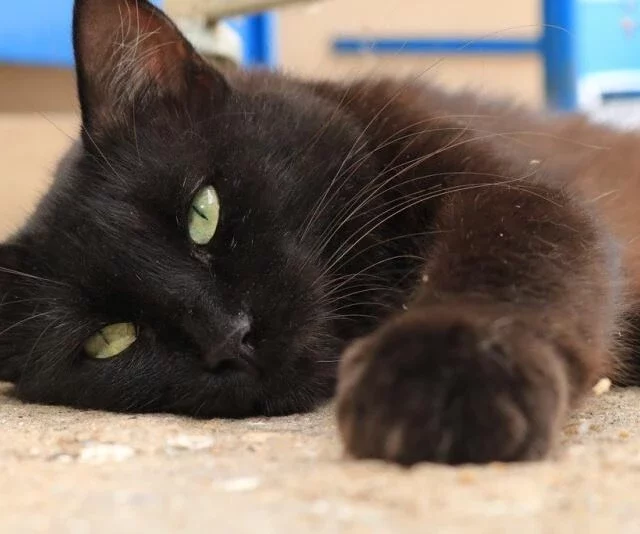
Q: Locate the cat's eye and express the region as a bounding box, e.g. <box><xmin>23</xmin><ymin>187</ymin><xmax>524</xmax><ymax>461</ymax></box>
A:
<box><xmin>84</xmin><ymin>323</ymin><xmax>137</xmax><ymax>359</ymax></box>
<box><xmin>188</xmin><ymin>186</ymin><xmax>220</xmax><ymax>245</ymax></box>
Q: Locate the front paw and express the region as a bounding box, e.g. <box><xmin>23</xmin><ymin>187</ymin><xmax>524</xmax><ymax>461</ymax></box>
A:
<box><xmin>336</xmin><ymin>309</ymin><xmax>569</xmax><ymax>465</ymax></box>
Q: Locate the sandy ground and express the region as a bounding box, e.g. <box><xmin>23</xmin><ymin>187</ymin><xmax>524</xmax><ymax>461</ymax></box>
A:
<box><xmin>2</xmin><ymin>384</ymin><xmax>640</xmax><ymax>533</ymax></box>
<box><xmin>3</xmin><ymin>113</ymin><xmax>640</xmax><ymax>533</ymax></box>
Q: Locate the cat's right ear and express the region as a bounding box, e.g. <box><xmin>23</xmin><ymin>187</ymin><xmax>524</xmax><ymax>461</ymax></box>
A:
<box><xmin>73</xmin><ymin>0</ymin><xmax>227</xmax><ymax>139</ymax></box>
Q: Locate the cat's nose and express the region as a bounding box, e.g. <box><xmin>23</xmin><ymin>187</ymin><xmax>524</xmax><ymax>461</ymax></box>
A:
<box><xmin>203</xmin><ymin>313</ymin><xmax>257</xmax><ymax>375</ymax></box>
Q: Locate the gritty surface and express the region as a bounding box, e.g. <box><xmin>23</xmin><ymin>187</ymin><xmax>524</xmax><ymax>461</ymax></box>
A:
<box><xmin>2</xmin><ymin>383</ymin><xmax>640</xmax><ymax>533</ymax></box>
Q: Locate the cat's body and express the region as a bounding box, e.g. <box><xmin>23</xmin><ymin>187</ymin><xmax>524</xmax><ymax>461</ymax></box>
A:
<box><xmin>0</xmin><ymin>0</ymin><xmax>638</xmax><ymax>465</ymax></box>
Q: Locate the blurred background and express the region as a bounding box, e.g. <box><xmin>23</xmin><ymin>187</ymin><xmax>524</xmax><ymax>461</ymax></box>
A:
<box><xmin>1</xmin><ymin>0</ymin><xmax>639</xmax><ymax>237</ymax></box>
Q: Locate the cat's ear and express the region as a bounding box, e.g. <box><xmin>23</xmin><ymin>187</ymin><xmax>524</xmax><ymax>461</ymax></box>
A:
<box><xmin>73</xmin><ymin>0</ymin><xmax>226</xmax><ymax>136</ymax></box>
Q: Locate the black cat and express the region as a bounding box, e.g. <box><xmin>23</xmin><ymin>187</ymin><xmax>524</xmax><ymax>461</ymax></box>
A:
<box><xmin>0</xmin><ymin>0</ymin><xmax>636</xmax><ymax>466</ymax></box>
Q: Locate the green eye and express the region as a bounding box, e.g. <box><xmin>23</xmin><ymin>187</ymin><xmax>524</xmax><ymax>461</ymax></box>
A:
<box><xmin>84</xmin><ymin>323</ymin><xmax>137</xmax><ymax>359</ymax></box>
<box><xmin>188</xmin><ymin>186</ymin><xmax>220</xmax><ymax>245</ymax></box>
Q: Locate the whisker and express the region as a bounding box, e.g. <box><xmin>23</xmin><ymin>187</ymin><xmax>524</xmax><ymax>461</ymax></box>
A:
<box><xmin>321</xmin><ymin>254</ymin><xmax>425</xmax><ymax>298</ymax></box>
<box><xmin>0</xmin><ymin>267</ymin><xmax>68</xmax><ymax>287</ymax></box>
<box><xmin>38</xmin><ymin>112</ymin><xmax>75</xmax><ymax>141</ymax></box>
<box><xmin>0</xmin><ymin>311</ymin><xmax>57</xmax><ymax>338</ymax></box>
<box><xmin>319</xmin><ymin>177</ymin><xmax>549</xmax><ymax>281</ymax></box>
<box><xmin>321</xmin><ymin>284</ymin><xmax>407</xmax><ymax>308</ymax></box>
<box><xmin>80</xmin><ymin>125</ymin><xmax>128</xmax><ymax>187</ymax></box>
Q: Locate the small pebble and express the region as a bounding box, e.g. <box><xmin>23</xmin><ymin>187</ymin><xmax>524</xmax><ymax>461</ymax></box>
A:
<box><xmin>218</xmin><ymin>477</ymin><xmax>261</xmax><ymax>493</ymax></box>
<box><xmin>79</xmin><ymin>443</ymin><xmax>136</xmax><ymax>463</ymax></box>
<box><xmin>593</xmin><ymin>378</ymin><xmax>612</xmax><ymax>396</ymax></box>
<box><xmin>578</xmin><ymin>421</ymin><xmax>590</xmax><ymax>436</ymax></box>
<box><xmin>166</xmin><ymin>434</ymin><xmax>216</xmax><ymax>451</ymax></box>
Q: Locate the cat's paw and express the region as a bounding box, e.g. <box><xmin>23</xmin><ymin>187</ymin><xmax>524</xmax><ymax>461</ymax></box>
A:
<box><xmin>336</xmin><ymin>308</ymin><xmax>569</xmax><ymax>465</ymax></box>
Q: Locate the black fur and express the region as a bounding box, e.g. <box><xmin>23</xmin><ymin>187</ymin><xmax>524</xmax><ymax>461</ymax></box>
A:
<box><xmin>0</xmin><ymin>0</ymin><xmax>635</xmax><ymax>465</ymax></box>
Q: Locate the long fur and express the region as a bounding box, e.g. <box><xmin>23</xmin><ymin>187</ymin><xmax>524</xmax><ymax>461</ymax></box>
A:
<box><xmin>0</xmin><ymin>0</ymin><xmax>638</xmax><ymax>465</ymax></box>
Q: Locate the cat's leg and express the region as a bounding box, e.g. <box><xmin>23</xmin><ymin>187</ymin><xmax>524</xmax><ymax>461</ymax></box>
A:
<box><xmin>336</xmin><ymin>183</ymin><xmax>622</xmax><ymax>465</ymax></box>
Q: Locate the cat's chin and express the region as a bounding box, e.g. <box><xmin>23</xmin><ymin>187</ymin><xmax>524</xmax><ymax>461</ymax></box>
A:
<box><xmin>172</xmin><ymin>378</ymin><xmax>336</xmax><ymax>419</ymax></box>
<box><xmin>234</xmin><ymin>367</ymin><xmax>337</xmax><ymax>418</ymax></box>
<box><xmin>13</xmin><ymin>369</ymin><xmax>336</xmax><ymax>420</ymax></box>
<box><xmin>251</xmin><ymin>386</ymin><xmax>335</xmax><ymax>417</ymax></box>
<box><xmin>159</xmin><ymin>351</ymin><xmax>339</xmax><ymax>419</ymax></box>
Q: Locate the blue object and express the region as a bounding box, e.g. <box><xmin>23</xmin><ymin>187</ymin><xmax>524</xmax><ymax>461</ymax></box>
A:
<box><xmin>333</xmin><ymin>28</ymin><xmax>576</xmax><ymax>110</ymax></box>
<box><xmin>574</xmin><ymin>0</ymin><xmax>640</xmax><ymax>110</ymax></box>
<box><xmin>333</xmin><ymin>38</ymin><xmax>539</xmax><ymax>55</ymax></box>
<box><xmin>0</xmin><ymin>0</ymin><xmax>274</xmax><ymax>68</ymax></box>
<box><xmin>577</xmin><ymin>1</ymin><xmax>640</xmax><ymax>76</ymax></box>
<box><xmin>332</xmin><ymin>0</ymin><xmax>640</xmax><ymax>111</ymax></box>
<box><xmin>237</xmin><ymin>13</ymin><xmax>277</xmax><ymax>67</ymax></box>
<box><xmin>0</xmin><ymin>0</ymin><xmax>76</xmax><ymax>65</ymax></box>
<box><xmin>541</xmin><ymin>0</ymin><xmax>577</xmax><ymax>110</ymax></box>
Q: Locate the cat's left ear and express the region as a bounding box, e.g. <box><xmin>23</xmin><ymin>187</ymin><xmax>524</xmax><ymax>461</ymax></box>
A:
<box><xmin>73</xmin><ymin>0</ymin><xmax>226</xmax><ymax>137</ymax></box>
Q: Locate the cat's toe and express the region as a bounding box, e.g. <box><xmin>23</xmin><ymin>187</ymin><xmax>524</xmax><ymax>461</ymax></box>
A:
<box><xmin>336</xmin><ymin>309</ymin><xmax>568</xmax><ymax>466</ymax></box>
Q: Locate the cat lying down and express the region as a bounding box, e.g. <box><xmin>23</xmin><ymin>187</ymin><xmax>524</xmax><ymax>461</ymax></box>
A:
<box><xmin>1</xmin><ymin>0</ymin><xmax>638</xmax><ymax>466</ymax></box>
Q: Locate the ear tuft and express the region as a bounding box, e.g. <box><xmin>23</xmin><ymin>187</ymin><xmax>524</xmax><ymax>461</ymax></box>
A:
<box><xmin>73</xmin><ymin>0</ymin><xmax>223</xmax><ymax>134</ymax></box>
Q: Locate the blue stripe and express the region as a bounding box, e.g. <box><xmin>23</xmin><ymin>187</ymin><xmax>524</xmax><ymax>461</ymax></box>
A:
<box><xmin>542</xmin><ymin>0</ymin><xmax>577</xmax><ymax>110</ymax></box>
<box><xmin>242</xmin><ymin>13</ymin><xmax>277</xmax><ymax>67</ymax></box>
<box><xmin>333</xmin><ymin>38</ymin><xmax>541</xmax><ymax>55</ymax></box>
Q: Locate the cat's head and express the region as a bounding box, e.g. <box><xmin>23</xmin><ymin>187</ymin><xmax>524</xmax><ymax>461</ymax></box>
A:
<box><xmin>0</xmin><ymin>0</ymin><xmax>376</xmax><ymax>416</ymax></box>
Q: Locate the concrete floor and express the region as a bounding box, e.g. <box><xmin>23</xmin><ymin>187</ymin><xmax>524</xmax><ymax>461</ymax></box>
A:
<box><xmin>2</xmin><ymin>383</ymin><xmax>640</xmax><ymax>533</ymax></box>
<box><xmin>3</xmin><ymin>113</ymin><xmax>640</xmax><ymax>533</ymax></box>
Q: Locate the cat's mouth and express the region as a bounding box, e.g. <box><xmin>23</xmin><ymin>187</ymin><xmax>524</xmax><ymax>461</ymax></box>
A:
<box><xmin>202</xmin><ymin>352</ymin><xmax>261</xmax><ymax>378</ymax></box>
